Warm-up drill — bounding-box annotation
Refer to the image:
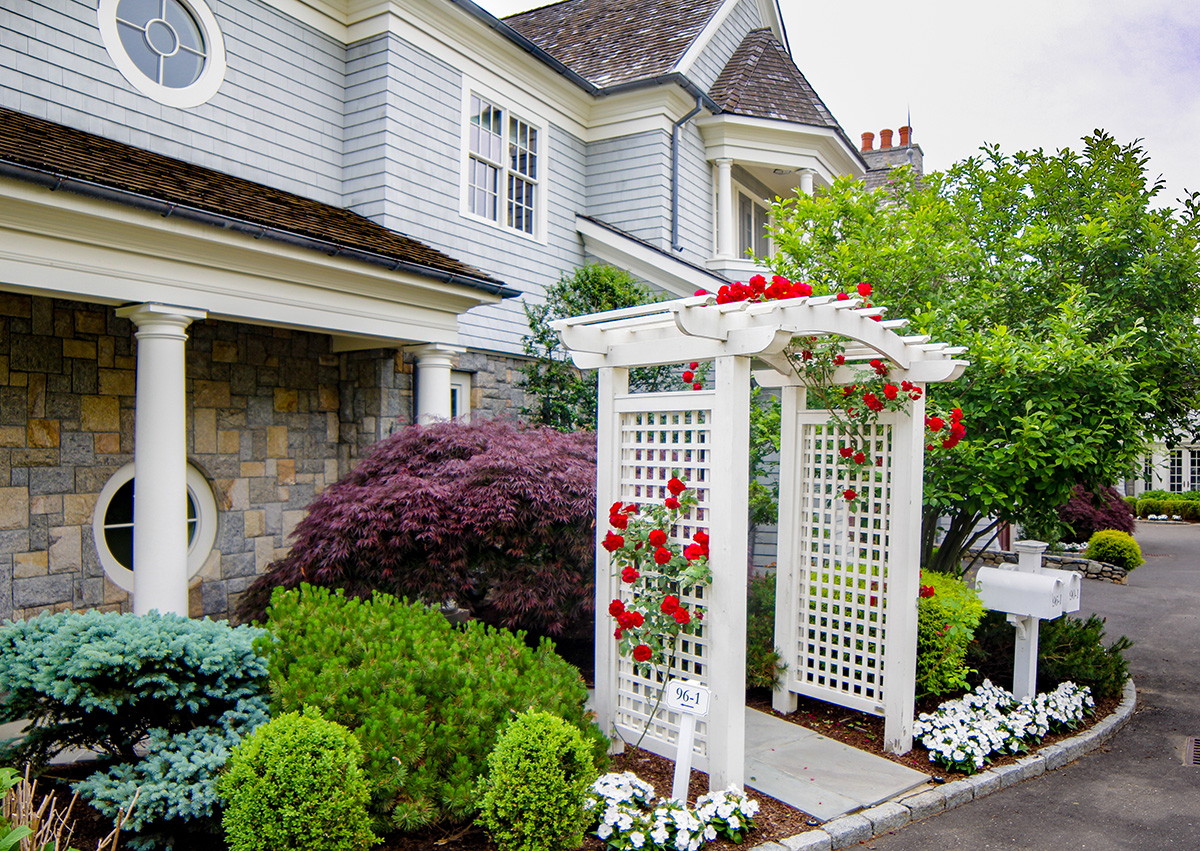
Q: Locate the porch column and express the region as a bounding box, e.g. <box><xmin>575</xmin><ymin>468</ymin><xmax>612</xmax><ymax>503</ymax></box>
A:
<box><xmin>715</xmin><ymin>157</ymin><xmax>735</xmax><ymax>259</ymax></box>
<box><xmin>116</xmin><ymin>303</ymin><xmax>206</xmax><ymax>616</ymax></box>
<box><xmin>799</xmin><ymin>169</ymin><xmax>815</xmax><ymax>196</ymax></box>
<box><xmin>408</xmin><ymin>343</ymin><xmax>464</xmax><ymax>423</ymax></box>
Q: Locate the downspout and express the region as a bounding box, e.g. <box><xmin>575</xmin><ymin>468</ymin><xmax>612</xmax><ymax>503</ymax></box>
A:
<box><xmin>671</xmin><ymin>96</ymin><xmax>704</xmax><ymax>252</ymax></box>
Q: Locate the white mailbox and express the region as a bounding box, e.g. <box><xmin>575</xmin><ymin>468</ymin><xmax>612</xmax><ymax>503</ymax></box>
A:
<box><xmin>1035</xmin><ymin>566</ymin><xmax>1082</xmax><ymax>614</ymax></box>
<box><xmin>975</xmin><ymin>567</ymin><xmax>1066</xmax><ymax>620</ymax></box>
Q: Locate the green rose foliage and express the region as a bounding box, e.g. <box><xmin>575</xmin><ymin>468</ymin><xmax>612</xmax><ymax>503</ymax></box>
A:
<box><xmin>916</xmin><ymin>570</ymin><xmax>984</xmax><ymax>698</ymax></box>
<box><xmin>477</xmin><ymin>711</ymin><xmax>598</xmax><ymax>851</ymax></box>
<box><xmin>218</xmin><ymin>707</ymin><xmax>378</xmax><ymax>851</ymax></box>
<box><xmin>0</xmin><ymin>611</ymin><xmax>269</xmax><ymax>851</ymax></box>
<box><xmin>259</xmin><ymin>585</ymin><xmax>608</xmax><ymax>834</ymax></box>
<box><xmin>1085</xmin><ymin>530</ymin><xmax>1145</xmax><ymax>571</ymax></box>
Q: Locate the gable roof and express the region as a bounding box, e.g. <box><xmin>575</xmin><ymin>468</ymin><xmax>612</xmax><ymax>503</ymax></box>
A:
<box><xmin>0</xmin><ymin>107</ymin><xmax>514</xmax><ymax>297</ymax></box>
<box><xmin>503</xmin><ymin>0</ymin><xmax>724</xmax><ymax>88</ymax></box>
<box><xmin>707</xmin><ymin>28</ymin><xmax>839</xmax><ymax>127</ymax></box>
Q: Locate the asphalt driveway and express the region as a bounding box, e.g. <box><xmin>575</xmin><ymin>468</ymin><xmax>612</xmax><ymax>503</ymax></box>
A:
<box><xmin>862</xmin><ymin>521</ymin><xmax>1200</xmax><ymax>850</ymax></box>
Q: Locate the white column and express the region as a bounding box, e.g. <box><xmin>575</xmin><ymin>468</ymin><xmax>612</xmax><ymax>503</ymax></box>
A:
<box><xmin>116</xmin><ymin>303</ymin><xmax>206</xmax><ymax>616</ymax></box>
<box><xmin>799</xmin><ymin>169</ymin><xmax>815</xmax><ymax>196</ymax></box>
<box><xmin>715</xmin><ymin>157</ymin><xmax>735</xmax><ymax>259</ymax></box>
<box><xmin>407</xmin><ymin>344</ymin><xmax>465</xmax><ymax>424</ymax></box>
<box><xmin>595</xmin><ymin>366</ymin><xmax>629</xmax><ymax>755</ymax></box>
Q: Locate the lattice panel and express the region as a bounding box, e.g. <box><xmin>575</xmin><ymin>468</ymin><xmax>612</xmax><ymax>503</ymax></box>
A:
<box><xmin>612</xmin><ymin>394</ymin><xmax>713</xmax><ymax>761</ymax></box>
<box><xmin>787</xmin><ymin>417</ymin><xmax>894</xmax><ymax>715</ymax></box>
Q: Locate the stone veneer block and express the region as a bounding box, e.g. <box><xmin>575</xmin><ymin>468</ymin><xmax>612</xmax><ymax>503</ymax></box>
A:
<box><xmin>14</xmin><ymin>574</ymin><xmax>72</xmax><ymax>607</ymax></box>
<box><xmin>217</xmin><ymin>429</ymin><xmax>239</xmax><ymax>454</ymax></box>
<box><xmin>244</xmin><ymin>510</ymin><xmax>266</xmax><ymax>539</ymax></box>
<box><xmin>98</xmin><ymin>369</ymin><xmax>135</xmax><ymax>397</ymax></box>
<box><xmin>30</xmin><ymin>494</ymin><xmax>63</xmax><ymax>514</ymax></box>
<box><xmin>49</xmin><ymin>526</ymin><xmax>81</xmax><ymax>572</ymax></box>
<box><xmin>97</xmin><ymin>336</ymin><xmax>115</xmax><ymax>368</ymax></box>
<box><xmin>0</xmin><ymin>293</ymin><xmax>31</xmax><ymax>317</ymax></box>
<box><xmin>14</xmin><ymin>551</ymin><xmax>49</xmax><ymax>579</ymax></box>
<box><xmin>940</xmin><ymin>779</ymin><xmax>974</xmax><ymax>809</ymax></box>
<box><xmin>318</xmin><ymin>385</ymin><xmax>338</xmax><ymax>411</ymax></box>
<box><xmin>780</xmin><ymin>832</ymin><xmax>831</xmax><ymax>851</ymax></box>
<box><xmin>254</xmin><ymin>536</ymin><xmax>276</xmax><ymax>571</ymax></box>
<box><xmin>240</xmin><ymin>461</ymin><xmax>265</xmax><ymax>478</ymax></box>
<box><xmin>74</xmin><ymin>310</ymin><xmax>105</xmax><ymax>334</ymax></box>
<box><xmin>193</xmin><ymin>380</ymin><xmax>231</xmax><ymax>408</ymax></box>
<box><xmin>194</xmin><ymin>408</ymin><xmax>217</xmax><ymax>453</ymax></box>
<box><xmin>63</xmin><ymin>493</ymin><xmax>98</xmax><ymax>526</ymax></box>
<box><xmin>823</xmin><ymin>814</ymin><xmax>871</xmax><ymax>849</ymax></box>
<box><xmin>274</xmin><ymin>388</ymin><xmax>299</xmax><ymax>412</ymax></box>
<box><xmin>862</xmin><ymin>801</ymin><xmax>909</xmax><ymax>834</ymax></box>
<box><xmin>267</xmin><ymin>425</ymin><xmax>288</xmax><ymax>457</ymax></box>
<box><xmin>0</xmin><ymin>487</ymin><xmax>29</xmax><ymax>530</ymax></box>
<box><xmin>93</xmin><ymin>432</ymin><xmax>121</xmax><ymax>454</ymax></box>
<box><xmin>27</xmin><ymin>419</ymin><xmax>59</xmax><ymax>448</ymax></box>
<box><xmin>901</xmin><ymin>789</ymin><xmax>945</xmax><ymax>820</ymax></box>
<box><xmin>212</xmin><ymin>341</ymin><xmax>238</xmax><ymax>362</ymax></box>
<box><xmin>277</xmin><ymin>458</ymin><xmax>296</xmax><ymax>484</ymax></box>
<box><xmin>0</xmin><ymin>426</ymin><xmax>25</xmax><ymax>447</ymax></box>
<box><xmin>103</xmin><ymin>576</ymin><xmax>128</xmax><ymax>605</ymax></box>
<box><xmin>63</xmin><ymin>339</ymin><xmax>97</xmax><ymax>360</ymax></box>
<box><xmin>80</xmin><ymin>396</ymin><xmax>120</xmax><ymax>431</ymax></box>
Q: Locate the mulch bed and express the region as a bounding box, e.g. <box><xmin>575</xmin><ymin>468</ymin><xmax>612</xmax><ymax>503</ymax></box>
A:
<box><xmin>39</xmin><ymin>688</ymin><xmax>1121</xmax><ymax>851</ymax></box>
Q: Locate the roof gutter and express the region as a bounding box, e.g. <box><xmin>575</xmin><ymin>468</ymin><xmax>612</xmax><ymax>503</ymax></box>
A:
<box><xmin>0</xmin><ymin>159</ymin><xmax>519</xmax><ymax>299</ymax></box>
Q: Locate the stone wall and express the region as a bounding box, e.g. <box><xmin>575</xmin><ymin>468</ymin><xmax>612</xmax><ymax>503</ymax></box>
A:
<box><xmin>964</xmin><ymin>549</ymin><xmax>1129</xmax><ymax>584</ymax></box>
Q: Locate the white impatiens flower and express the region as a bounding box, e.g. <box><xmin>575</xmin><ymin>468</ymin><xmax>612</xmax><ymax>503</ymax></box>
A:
<box><xmin>629</xmin><ymin>831</ymin><xmax>645</xmax><ymax>848</ymax></box>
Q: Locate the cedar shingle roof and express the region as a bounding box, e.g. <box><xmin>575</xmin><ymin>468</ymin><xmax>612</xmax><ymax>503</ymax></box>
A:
<box><xmin>707</xmin><ymin>28</ymin><xmax>839</xmax><ymax>127</ymax></box>
<box><xmin>503</xmin><ymin>0</ymin><xmax>724</xmax><ymax>88</ymax></box>
<box><xmin>0</xmin><ymin>107</ymin><xmax>509</xmax><ymax>293</ymax></box>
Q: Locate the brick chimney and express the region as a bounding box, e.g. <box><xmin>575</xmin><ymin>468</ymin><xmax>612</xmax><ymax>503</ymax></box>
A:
<box><xmin>860</xmin><ymin>124</ymin><xmax>925</xmax><ymax>190</ymax></box>
<box><xmin>860</xmin><ymin>132</ymin><xmax>875</xmax><ymax>152</ymax></box>
<box><xmin>879</xmin><ymin>128</ymin><xmax>894</xmax><ymax>149</ymax></box>
<box><xmin>899</xmin><ymin>125</ymin><xmax>912</xmax><ymax>147</ymax></box>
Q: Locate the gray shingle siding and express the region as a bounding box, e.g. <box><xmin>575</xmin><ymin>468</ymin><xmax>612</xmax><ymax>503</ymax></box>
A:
<box><xmin>586</xmin><ymin>130</ymin><xmax>673</xmax><ymax>251</ymax></box>
<box><xmin>7</xmin><ymin>0</ymin><xmax>345</xmax><ymax>205</ymax></box>
<box><xmin>687</xmin><ymin>0</ymin><xmax>763</xmax><ymax>92</ymax></box>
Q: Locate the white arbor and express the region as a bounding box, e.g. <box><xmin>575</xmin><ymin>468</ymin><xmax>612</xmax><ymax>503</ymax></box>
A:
<box><xmin>556</xmin><ymin>292</ymin><xmax>966</xmax><ymax>791</ymax></box>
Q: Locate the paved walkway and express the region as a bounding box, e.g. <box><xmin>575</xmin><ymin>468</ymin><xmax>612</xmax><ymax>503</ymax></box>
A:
<box><xmin>859</xmin><ymin>521</ymin><xmax>1200</xmax><ymax>850</ymax></box>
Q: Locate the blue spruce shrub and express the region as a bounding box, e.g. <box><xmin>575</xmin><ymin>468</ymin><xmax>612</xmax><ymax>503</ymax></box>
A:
<box><xmin>0</xmin><ymin>611</ymin><xmax>269</xmax><ymax>850</ymax></box>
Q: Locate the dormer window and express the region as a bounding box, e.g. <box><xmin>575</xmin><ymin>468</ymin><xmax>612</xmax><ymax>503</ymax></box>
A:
<box><xmin>466</xmin><ymin>94</ymin><xmax>540</xmax><ymax>236</ymax></box>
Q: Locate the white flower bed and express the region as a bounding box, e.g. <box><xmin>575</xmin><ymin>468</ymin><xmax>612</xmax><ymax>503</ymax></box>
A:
<box><xmin>914</xmin><ymin>680</ymin><xmax>1093</xmax><ymax>773</ymax></box>
<box><xmin>585</xmin><ymin>772</ymin><xmax>760</xmax><ymax>851</ymax></box>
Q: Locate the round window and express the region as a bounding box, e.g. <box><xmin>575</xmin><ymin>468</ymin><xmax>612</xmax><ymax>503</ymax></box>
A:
<box><xmin>92</xmin><ymin>462</ymin><xmax>218</xmax><ymax>593</ymax></box>
<box><xmin>97</xmin><ymin>0</ymin><xmax>226</xmax><ymax>108</ymax></box>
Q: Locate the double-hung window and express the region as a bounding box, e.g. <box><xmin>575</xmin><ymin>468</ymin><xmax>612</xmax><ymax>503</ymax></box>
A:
<box><xmin>738</xmin><ymin>192</ymin><xmax>770</xmax><ymax>259</ymax></box>
<box><xmin>467</xmin><ymin>95</ymin><xmax>539</xmax><ymax>235</ymax></box>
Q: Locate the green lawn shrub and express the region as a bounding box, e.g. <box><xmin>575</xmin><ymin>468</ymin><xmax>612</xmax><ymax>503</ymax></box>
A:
<box><xmin>218</xmin><ymin>707</ymin><xmax>377</xmax><ymax>851</ymax></box>
<box><xmin>1085</xmin><ymin>530</ymin><xmax>1144</xmax><ymax>570</ymax></box>
<box><xmin>1139</xmin><ymin>489</ymin><xmax>1200</xmax><ymax>501</ymax></box>
<box><xmin>1123</xmin><ymin>495</ymin><xmax>1137</xmax><ymax>512</ymax></box>
<box><xmin>916</xmin><ymin>570</ymin><xmax>985</xmax><ymax>698</ymax></box>
<box><xmin>967</xmin><ymin>610</ymin><xmax>1131</xmax><ymax>699</ymax></box>
<box><xmin>0</xmin><ymin>611</ymin><xmax>269</xmax><ymax>850</ymax></box>
<box><xmin>477</xmin><ymin>711</ymin><xmax>597</xmax><ymax>851</ymax></box>
<box><xmin>746</xmin><ymin>572</ymin><xmax>785</xmax><ymax>689</ymax></box>
<box><xmin>259</xmin><ymin>585</ymin><xmax>607</xmax><ymax>834</ymax></box>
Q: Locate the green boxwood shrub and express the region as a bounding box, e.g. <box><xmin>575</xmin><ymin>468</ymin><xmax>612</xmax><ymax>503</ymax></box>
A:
<box><xmin>747</xmin><ymin>572</ymin><xmax>784</xmax><ymax>689</ymax></box>
<box><xmin>259</xmin><ymin>585</ymin><xmax>607</xmax><ymax>833</ymax></box>
<box><xmin>1085</xmin><ymin>530</ymin><xmax>1144</xmax><ymax>570</ymax></box>
<box><xmin>916</xmin><ymin>570</ymin><xmax>985</xmax><ymax>698</ymax></box>
<box><xmin>0</xmin><ymin>611</ymin><xmax>269</xmax><ymax>850</ymax></box>
<box><xmin>218</xmin><ymin>707</ymin><xmax>377</xmax><ymax>851</ymax></box>
<box><xmin>1139</xmin><ymin>489</ymin><xmax>1200</xmax><ymax>501</ymax></box>
<box><xmin>967</xmin><ymin>610</ymin><xmax>1131</xmax><ymax>699</ymax></box>
<box><xmin>477</xmin><ymin>711</ymin><xmax>597</xmax><ymax>851</ymax></box>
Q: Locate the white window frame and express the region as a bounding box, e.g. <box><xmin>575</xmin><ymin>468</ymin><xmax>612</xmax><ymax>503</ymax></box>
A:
<box><xmin>462</xmin><ymin>90</ymin><xmax>544</xmax><ymax>240</ymax></box>
<box><xmin>91</xmin><ymin>462</ymin><xmax>218</xmax><ymax>593</ymax></box>
<box><xmin>450</xmin><ymin>370</ymin><xmax>472</xmax><ymax>422</ymax></box>
<box><xmin>97</xmin><ymin>0</ymin><xmax>227</xmax><ymax>109</ymax></box>
<box><xmin>737</xmin><ymin>189</ymin><xmax>771</xmax><ymax>261</ymax></box>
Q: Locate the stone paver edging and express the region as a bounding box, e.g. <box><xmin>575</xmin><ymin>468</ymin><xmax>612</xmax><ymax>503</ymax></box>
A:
<box><xmin>751</xmin><ymin>678</ymin><xmax>1138</xmax><ymax>851</ymax></box>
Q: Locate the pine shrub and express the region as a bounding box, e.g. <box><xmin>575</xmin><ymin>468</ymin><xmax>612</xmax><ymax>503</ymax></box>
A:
<box><xmin>258</xmin><ymin>585</ymin><xmax>607</xmax><ymax>833</ymax></box>
<box><xmin>1057</xmin><ymin>485</ymin><xmax>1135</xmax><ymax>543</ymax></box>
<box><xmin>916</xmin><ymin>570</ymin><xmax>984</xmax><ymax>698</ymax></box>
<box><xmin>236</xmin><ymin>419</ymin><xmax>597</xmax><ymax>640</ymax></box>
<box><xmin>218</xmin><ymin>707</ymin><xmax>378</xmax><ymax>851</ymax></box>
<box><xmin>0</xmin><ymin>611</ymin><xmax>269</xmax><ymax>850</ymax></box>
<box><xmin>1085</xmin><ymin>529</ymin><xmax>1144</xmax><ymax>570</ymax></box>
<box><xmin>477</xmin><ymin>711</ymin><xmax>597</xmax><ymax>851</ymax></box>
<box><xmin>967</xmin><ymin>610</ymin><xmax>1131</xmax><ymax>699</ymax></box>
<box><xmin>746</xmin><ymin>572</ymin><xmax>784</xmax><ymax>689</ymax></box>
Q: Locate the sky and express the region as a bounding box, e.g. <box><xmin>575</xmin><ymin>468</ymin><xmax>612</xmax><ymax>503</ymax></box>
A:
<box><xmin>477</xmin><ymin>0</ymin><xmax>1200</xmax><ymax>207</ymax></box>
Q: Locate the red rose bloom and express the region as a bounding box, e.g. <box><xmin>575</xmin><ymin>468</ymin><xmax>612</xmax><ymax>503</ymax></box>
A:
<box><xmin>689</xmin><ymin>362</ymin><xmax>699</xmax><ymax>369</ymax></box>
<box><xmin>654</xmin><ymin>547</ymin><xmax>672</xmax><ymax>565</ymax></box>
<box><xmin>673</xmin><ymin>608</ymin><xmax>691</xmax><ymax>625</ymax></box>
<box><xmin>603</xmin><ymin>531</ymin><xmax>625</xmax><ymax>552</ymax></box>
<box><xmin>843</xmin><ymin>488</ymin><xmax>858</xmax><ymax>501</ymax></box>
<box><xmin>684</xmin><ymin>543</ymin><xmax>703</xmax><ymax>560</ymax></box>
<box><xmin>664</xmin><ymin>497</ymin><xmax>681</xmax><ymax>510</ymax></box>
<box><xmin>610</xmin><ymin>513</ymin><xmax>628</xmax><ymax>530</ymax></box>
<box><xmin>853</xmin><ymin>451</ymin><xmax>866</xmax><ymax>464</ymax></box>
<box><xmin>693</xmin><ymin>530</ymin><xmax>709</xmax><ymax>546</ymax></box>
<box><xmin>621</xmin><ymin>566</ymin><xmax>639</xmax><ymax>583</ymax></box>
<box><xmin>661</xmin><ymin>595</ymin><xmax>680</xmax><ymax>613</ymax></box>
<box><xmin>667</xmin><ymin>477</ymin><xmax>687</xmax><ymax>495</ymax></box>
<box><xmin>884</xmin><ymin>384</ymin><xmax>898</xmax><ymax>400</ymax></box>
<box><xmin>648</xmin><ymin>529</ymin><xmax>668</xmax><ymax>547</ymax></box>
<box><xmin>919</xmin><ymin>585</ymin><xmax>936</xmax><ymax>598</ymax></box>
<box><xmin>682</xmin><ymin>370</ymin><xmax>694</xmax><ymax>383</ymax></box>
<box><xmin>951</xmin><ymin>408</ymin><xmax>963</xmax><ymax>422</ymax></box>
<box><xmin>926</xmin><ymin>416</ymin><xmax>944</xmax><ymax>432</ymax></box>
<box><xmin>857</xmin><ymin>282</ymin><xmax>872</xmax><ymax>297</ymax></box>
<box><xmin>694</xmin><ymin>289</ymin><xmax>708</xmax><ymax>296</ymax></box>
<box><xmin>692</xmin><ymin>382</ymin><xmax>703</xmax><ymax>391</ymax></box>
<box><xmin>614</xmin><ymin>627</ymin><xmax>623</xmax><ymax>639</ymax></box>
<box><xmin>609</xmin><ymin>599</ymin><xmax>625</xmax><ymax>616</ymax></box>
<box><xmin>836</xmin><ymin>291</ymin><xmax>849</xmax><ymax>301</ymax></box>
<box><xmin>839</xmin><ymin>447</ymin><xmax>853</xmax><ymax>458</ymax></box>
<box><xmin>834</xmin><ymin>354</ymin><xmax>845</xmax><ymax>365</ymax></box>
<box><xmin>633</xmin><ymin>644</ymin><xmax>653</xmax><ymax>662</ymax></box>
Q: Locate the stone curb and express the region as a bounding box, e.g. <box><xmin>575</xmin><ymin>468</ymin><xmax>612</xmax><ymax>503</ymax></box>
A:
<box><xmin>753</xmin><ymin>678</ymin><xmax>1137</xmax><ymax>851</ymax></box>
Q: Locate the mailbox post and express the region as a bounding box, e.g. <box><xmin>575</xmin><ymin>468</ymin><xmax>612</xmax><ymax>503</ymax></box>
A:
<box><xmin>974</xmin><ymin>540</ymin><xmax>1082</xmax><ymax>700</ymax></box>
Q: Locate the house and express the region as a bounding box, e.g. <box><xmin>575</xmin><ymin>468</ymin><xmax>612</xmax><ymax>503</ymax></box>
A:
<box><xmin>0</xmin><ymin>0</ymin><xmax>869</xmax><ymax>620</ymax></box>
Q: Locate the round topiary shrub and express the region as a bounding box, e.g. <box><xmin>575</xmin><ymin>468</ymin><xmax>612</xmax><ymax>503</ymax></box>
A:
<box><xmin>1085</xmin><ymin>529</ymin><xmax>1144</xmax><ymax>571</ymax></box>
<box><xmin>218</xmin><ymin>707</ymin><xmax>377</xmax><ymax>851</ymax></box>
<box><xmin>477</xmin><ymin>711</ymin><xmax>597</xmax><ymax>851</ymax></box>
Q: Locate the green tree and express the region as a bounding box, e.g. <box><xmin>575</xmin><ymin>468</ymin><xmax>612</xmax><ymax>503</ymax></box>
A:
<box><xmin>521</xmin><ymin>264</ymin><xmax>673</xmax><ymax>430</ymax></box>
<box><xmin>767</xmin><ymin>132</ymin><xmax>1200</xmax><ymax>571</ymax></box>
